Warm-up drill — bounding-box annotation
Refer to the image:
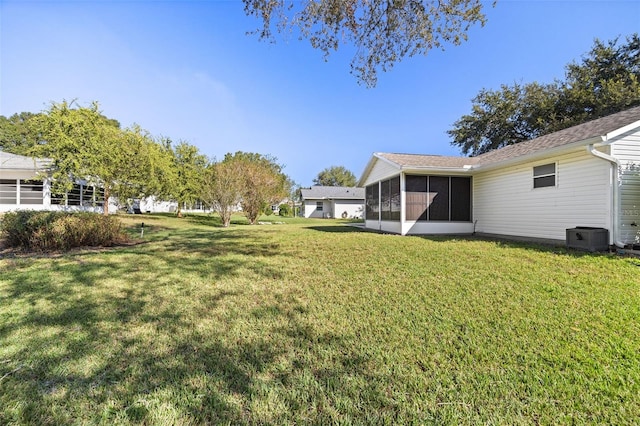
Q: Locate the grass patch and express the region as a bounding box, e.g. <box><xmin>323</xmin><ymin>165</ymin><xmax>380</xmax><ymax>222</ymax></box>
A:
<box><xmin>1</xmin><ymin>215</ymin><xmax>639</xmax><ymax>424</ymax></box>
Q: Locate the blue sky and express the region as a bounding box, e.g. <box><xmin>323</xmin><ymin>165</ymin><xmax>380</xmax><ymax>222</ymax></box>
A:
<box><xmin>1</xmin><ymin>0</ymin><xmax>639</xmax><ymax>187</ymax></box>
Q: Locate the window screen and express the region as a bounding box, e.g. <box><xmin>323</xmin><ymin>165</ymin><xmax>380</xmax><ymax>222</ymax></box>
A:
<box><xmin>533</xmin><ymin>163</ymin><xmax>556</xmax><ymax>188</ymax></box>
<box><xmin>428</xmin><ymin>176</ymin><xmax>449</xmax><ymax>221</ymax></box>
<box><xmin>19</xmin><ymin>180</ymin><xmax>44</xmax><ymax>205</ymax></box>
<box><xmin>365</xmin><ymin>184</ymin><xmax>379</xmax><ymax>220</ymax></box>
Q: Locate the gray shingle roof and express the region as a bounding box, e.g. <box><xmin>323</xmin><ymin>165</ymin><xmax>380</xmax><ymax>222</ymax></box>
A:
<box><xmin>0</xmin><ymin>151</ymin><xmax>51</xmax><ymax>171</ymax></box>
<box><xmin>301</xmin><ymin>186</ymin><xmax>365</xmax><ymax>200</ymax></box>
<box><xmin>374</xmin><ymin>105</ymin><xmax>640</xmax><ymax>170</ymax></box>
<box><xmin>377</xmin><ymin>153</ymin><xmax>478</xmax><ymax>168</ymax></box>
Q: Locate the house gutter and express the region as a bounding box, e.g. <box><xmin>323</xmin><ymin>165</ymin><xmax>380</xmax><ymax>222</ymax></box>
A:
<box><xmin>587</xmin><ymin>143</ymin><xmax>625</xmax><ymax>248</ymax></box>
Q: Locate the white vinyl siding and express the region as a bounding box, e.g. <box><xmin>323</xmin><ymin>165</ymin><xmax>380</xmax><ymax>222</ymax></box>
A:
<box><xmin>473</xmin><ymin>150</ymin><xmax>611</xmax><ymax>241</ymax></box>
<box><xmin>360</xmin><ymin>158</ymin><xmax>399</xmax><ymax>187</ymax></box>
<box><xmin>611</xmin><ymin>129</ymin><xmax>640</xmax><ymax>244</ymax></box>
<box><xmin>333</xmin><ymin>200</ymin><xmax>364</xmax><ymax>219</ymax></box>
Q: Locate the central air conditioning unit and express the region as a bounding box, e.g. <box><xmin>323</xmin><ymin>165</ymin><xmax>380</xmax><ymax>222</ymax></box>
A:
<box><xmin>566</xmin><ymin>227</ymin><xmax>609</xmax><ymax>252</ymax></box>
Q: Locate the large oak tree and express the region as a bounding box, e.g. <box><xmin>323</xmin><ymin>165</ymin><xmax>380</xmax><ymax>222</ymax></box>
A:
<box><xmin>313</xmin><ymin>165</ymin><xmax>357</xmax><ymax>186</ymax></box>
<box><xmin>449</xmin><ymin>34</ymin><xmax>640</xmax><ymax>156</ymax></box>
<box><xmin>243</xmin><ymin>0</ymin><xmax>488</xmax><ymax>87</ymax></box>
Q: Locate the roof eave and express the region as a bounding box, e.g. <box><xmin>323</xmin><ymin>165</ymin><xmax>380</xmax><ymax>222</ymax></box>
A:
<box><xmin>401</xmin><ymin>165</ymin><xmax>474</xmax><ymax>174</ymax></box>
<box><xmin>603</xmin><ymin>120</ymin><xmax>640</xmax><ymax>143</ymax></box>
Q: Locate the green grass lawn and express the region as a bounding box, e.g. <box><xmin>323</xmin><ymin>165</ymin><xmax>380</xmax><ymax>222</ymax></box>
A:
<box><xmin>1</xmin><ymin>214</ymin><xmax>639</xmax><ymax>425</ymax></box>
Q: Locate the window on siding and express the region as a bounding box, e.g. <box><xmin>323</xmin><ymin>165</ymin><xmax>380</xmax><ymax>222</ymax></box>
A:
<box><xmin>0</xmin><ymin>179</ymin><xmax>17</xmax><ymax>204</ymax></box>
<box><xmin>19</xmin><ymin>180</ymin><xmax>44</xmax><ymax>205</ymax></box>
<box><xmin>51</xmin><ymin>183</ymin><xmax>83</xmax><ymax>206</ymax></box>
<box><xmin>365</xmin><ymin>184</ymin><xmax>379</xmax><ymax>220</ymax></box>
<box><xmin>316</xmin><ymin>201</ymin><xmax>323</xmax><ymax>211</ymax></box>
<box><xmin>533</xmin><ymin>163</ymin><xmax>556</xmax><ymax>188</ymax></box>
<box><xmin>68</xmin><ymin>184</ymin><xmax>82</xmax><ymax>206</ymax></box>
<box><xmin>95</xmin><ymin>187</ymin><xmax>105</xmax><ymax>207</ymax></box>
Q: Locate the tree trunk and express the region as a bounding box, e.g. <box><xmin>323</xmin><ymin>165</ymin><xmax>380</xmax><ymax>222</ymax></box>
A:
<box><xmin>103</xmin><ymin>187</ymin><xmax>110</xmax><ymax>216</ymax></box>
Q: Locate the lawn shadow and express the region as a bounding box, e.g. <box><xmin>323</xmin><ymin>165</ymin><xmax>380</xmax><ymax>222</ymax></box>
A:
<box><xmin>0</xmin><ymin>256</ymin><xmax>388</xmax><ymax>424</ymax></box>
<box><xmin>414</xmin><ymin>233</ymin><xmax>621</xmax><ymax>259</ymax></box>
<box><xmin>304</xmin><ymin>225</ymin><xmax>364</xmax><ymax>233</ymax></box>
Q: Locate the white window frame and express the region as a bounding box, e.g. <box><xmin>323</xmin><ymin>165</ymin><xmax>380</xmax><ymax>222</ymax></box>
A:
<box><xmin>533</xmin><ymin>163</ymin><xmax>557</xmax><ymax>189</ymax></box>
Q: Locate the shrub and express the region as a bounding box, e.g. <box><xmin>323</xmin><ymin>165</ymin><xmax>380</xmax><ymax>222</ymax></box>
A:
<box><xmin>0</xmin><ymin>210</ymin><xmax>128</xmax><ymax>251</ymax></box>
<box><xmin>278</xmin><ymin>203</ymin><xmax>291</xmax><ymax>217</ymax></box>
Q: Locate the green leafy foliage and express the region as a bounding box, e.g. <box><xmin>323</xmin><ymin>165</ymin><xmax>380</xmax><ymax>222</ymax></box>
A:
<box><xmin>201</xmin><ymin>159</ymin><xmax>246</xmax><ymax>227</ymax></box>
<box><xmin>0</xmin><ymin>210</ymin><xmax>127</xmax><ymax>251</ymax></box>
<box><xmin>243</xmin><ymin>0</ymin><xmax>488</xmax><ymax>87</ymax></box>
<box><xmin>162</xmin><ymin>139</ymin><xmax>208</xmax><ymax>217</ymax></box>
<box><xmin>29</xmin><ymin>100</ymin><xmax>173</xmax><ymax>214</ymax></box>
<box><xmin>0</xmin><ymin>112</ymin><xmax>43</xmax><ymax>155</ymax></box>
<box><xmin>449</xmin><ymin>33</ymin><xmax>640</xmax><ymax>156</ymax></box>
<box><xmin>278</xmin><ymin>203</ymin><xmax>291</xmax><ymax>216</ymax></box>
<box><xmin>313</xmin><ymin>165</ymin><xmax>357</xmax><ymax>186</ymax></box>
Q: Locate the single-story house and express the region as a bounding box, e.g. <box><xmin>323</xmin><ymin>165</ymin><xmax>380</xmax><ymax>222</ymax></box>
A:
<box><xmin>300</xmin><ymin>186</ymin><xmax>365</xmax><ymax>219</ymax></box>
<box><xmin>0</xmin><ymin>152</ymin><xmax>113</xmax><ymax>213</ymax></box>
<box><xmin>359</xmin><ymin>106</ymin><xmax>640</xmax><ymax>247</ymax></box>
<box><xmin>1</xmin><ymin>151</ymin><xmax>119</xmax><ymax>214</ymax></box>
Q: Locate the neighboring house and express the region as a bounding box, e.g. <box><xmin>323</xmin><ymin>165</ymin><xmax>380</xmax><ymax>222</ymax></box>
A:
<box><xmin>1</xmin><ymin>151</ymin><xmax>114</xmax><ymax>214</ymax></box>
<box><xmin>359</xmin><ymin>106</ymin><xmax>640</xmax><ymax>247</ymax></box>
<box><xmin>300</xmin><ymin>186</ymin><xmax>365</xmax><ymax>219</ymax></box>
<box><xmin>0</xmin><ymin>151</ymin><xmax>51</xmax><ymax>212</ymax></box>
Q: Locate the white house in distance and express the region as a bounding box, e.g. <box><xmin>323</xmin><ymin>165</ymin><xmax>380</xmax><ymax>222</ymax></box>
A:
<box><xmin>300</xmin><ymin>186</ymin><xmax>365</xmax><ymax>219</ymax></box>
<box><xmin>359</xmin><ymin>106</ymin><xmax>640</xmax><ymax>248</ymax></box>
<box><xmin>1</xmin><ymin>151</ymin><xmax>150</xmax><ymax>214</ymax></box>
<box><xmin>0</xmin><ymin>151</ymin><xmax>118</xmax><ymax>213</ymax></box>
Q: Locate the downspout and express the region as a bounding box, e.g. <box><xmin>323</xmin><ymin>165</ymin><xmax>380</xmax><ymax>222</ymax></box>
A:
<box><xmin>587</xmin><ymin>144</ymin><xmax>626</xmax><ymax>248</ymax></box>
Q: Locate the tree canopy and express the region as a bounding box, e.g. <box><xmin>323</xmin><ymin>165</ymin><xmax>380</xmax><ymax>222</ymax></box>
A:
<box><xmin>30</xmin><ymin>101</ymin><xmax>171</xmax><ymax>215</ymax></box>
<box><xmin>230</xmin><ymin>152</ymin><xmax>290</xmax><ymax>225</ymax></box>
<box><xmin>449</xmin><ymin>33</ymin><xmax>640</xmax><ymax>156</ymax></box>
<box><xmin>201</xmin><ymin>152</ymin><xmax>290</xmax><ymax>226</ymax></box>
<box><xmin>313</xmin><ymin>165</ymin><xmax>357</xmax><ymax>187</ymax></box>
<box><xmin>0</xmin><ymin>112</ymin><xmax>44</xmax><ymax>155</ymax></box>
<box><xmin>3</xmin><ymin>100</ymin><xmax>296</xmax><ymax>224</ymax></box>
<box><xmin>164</xmin><ymin>139</ymin><xmax>208</xmax><ymax>217</ymax></box>
<box><xmin>243</xmin><ymin>0</ymin><xmax>488</xmax><ymax>87</ymax></box>
<box><xmin>201</xmin><ymin>158</ymin><xmax>245</xmax><ymax>227</ymax></box>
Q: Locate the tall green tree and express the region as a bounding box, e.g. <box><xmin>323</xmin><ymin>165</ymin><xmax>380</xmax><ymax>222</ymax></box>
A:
<box><xmin>313</xmin><ymin>165</ymin><xmax>357</xmax><ymax>187</ymax></box>
<box><xmin>164</xmin><ymin>140</ymin><xmax>208</xmax><ymax>217</ymax></box>
<box><xmin>31</xmin><ymin>100</ymin><xmax>166</xmax><ymax>215</ymax></box>
<box><xmin>449</xmin><ymin>33</ymin><xmax>640</xmax><ymax>156</ymax></box>
<box><xmin>243</xmin><ymin>0</ymin><xmax>489</xmax><ymax>87</ymax></box>
<box><xmin>560</xmin><ymin>34</ymin><xmax>640</xmax><ymax>124</ymax></box>
<box><xmin>0</xmin><ymin>112</ymin><xmax>43</xmax><ymax>155</ymax></box>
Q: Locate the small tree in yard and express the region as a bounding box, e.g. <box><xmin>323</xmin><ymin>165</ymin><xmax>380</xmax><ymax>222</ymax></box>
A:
<box><xmin>202</xmin><ymin>152</ymin><xmax>291</xmax><ymax>226</ymax></box>
<box><xmin>164</xmin><ymin>140</ymin><xmax>208</xmax><ymax>217</ymax></box>
<box><xmin>201</xmin><ymin>159</ymin><xmax>244</xmax><ymax>227</ymax></box>
<box><xmin>229</xmin><ymin>152</ymin><xmax>290</xmax><ymax>225</ymax></box>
